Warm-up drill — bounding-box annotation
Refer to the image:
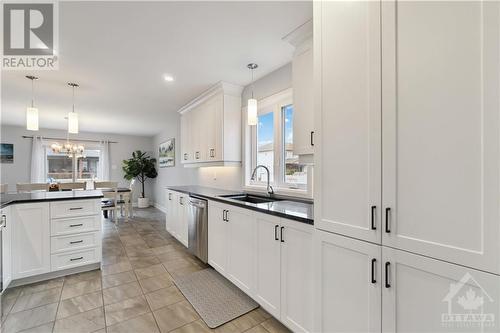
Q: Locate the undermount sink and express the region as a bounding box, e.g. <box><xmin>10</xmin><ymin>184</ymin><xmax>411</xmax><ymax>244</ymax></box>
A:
<box><xmin>220</xmin><ymin>194</ymin><xmax>281</xmax><ymax>204</ymax></box>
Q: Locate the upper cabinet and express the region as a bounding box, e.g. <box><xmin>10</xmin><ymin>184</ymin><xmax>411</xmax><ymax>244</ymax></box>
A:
<box><xmin>284</xmin><ymin>20</ymin><xmax>314</xmax><ymax>158</ymax></box>
<box><xmin>315</xmin><ymin>0</ymin><xmax>500</xmax><ymax>274</ymax></box>
<box><xmin>180</xmin><ymin>82</ymin><xmax>243</xmax><ymax>167</ymax></box>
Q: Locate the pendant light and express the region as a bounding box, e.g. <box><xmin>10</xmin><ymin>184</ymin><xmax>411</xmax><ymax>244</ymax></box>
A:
<box><xmin>26</xmin><ymin>75</ymin><xmax>39</xmax><ymax>131</ymax></box>
<box><xmin>247</xmin><ymin>63</ymin><xmax>258</xmax><ymax>126</ymax></box>
<box><xmin>67</xmin><ymin>82</ymin><xmax>79</xmax><ymax>134</ymax></box>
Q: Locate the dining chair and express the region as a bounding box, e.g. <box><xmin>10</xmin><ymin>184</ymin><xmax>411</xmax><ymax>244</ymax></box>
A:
<box><xmin>94</xmin><ymin>181</ymin><xmax>120</xmax><ymax>222</ymax></box>
<box><xmin>16</xmin><ymin>183</ymin><xmax>50</xmax><ymax>192</ymax></box>
<box><xmin>0</xmin><ymin>184</ymin><xmax>8</xmax><ymax>194</ymax></box>
<box><xmin>93</xmin><ymin>181</ymin><xmax>118</xmax><ymax>190</ymax></box>
<box><xmin>58</xmin><ymin>182</ymin><xmax>86</xmax><ymax>191</ymax></box>
<box><xmin>127</xmin><ymin>179</ymin><xmax>136</xmax><ymax>217</ymax></box>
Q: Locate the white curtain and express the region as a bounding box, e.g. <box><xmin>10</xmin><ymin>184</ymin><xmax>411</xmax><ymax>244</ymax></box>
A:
<box><xmin>30</xmin><ymin>136</ymin><xmax>46</xmax><ymax>183</ymax></box>
<box><xmin>98</xmin><ymin>140</ymin><xmax>110</xmax><ymax>180</ymax></box>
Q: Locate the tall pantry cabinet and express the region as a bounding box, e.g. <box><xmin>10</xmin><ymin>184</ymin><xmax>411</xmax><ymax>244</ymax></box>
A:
<box><xmin>314</xmin><ymin>1</ymin><xmax>500</xmax><ymax>332</ymax></box>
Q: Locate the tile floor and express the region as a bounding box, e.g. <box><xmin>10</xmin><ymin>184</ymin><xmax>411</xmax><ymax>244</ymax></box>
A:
<box><xmin>1</xmin><ymin>207</ymin><xmax>291</xmax><ymax>333</ymax></box>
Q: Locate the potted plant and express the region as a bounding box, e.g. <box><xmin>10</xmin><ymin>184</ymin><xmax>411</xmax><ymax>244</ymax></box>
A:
<box><xmin>122</xmin><ymin>150</ymin><xmax>158</xmax><ymax>208</ymax></box>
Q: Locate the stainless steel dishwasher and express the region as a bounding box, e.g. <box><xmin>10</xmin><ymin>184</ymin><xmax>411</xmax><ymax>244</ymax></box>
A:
<box><xmin>188</xmin><ymin>196</ymin><xmax>208</xmax><ymax>263</ymax></box>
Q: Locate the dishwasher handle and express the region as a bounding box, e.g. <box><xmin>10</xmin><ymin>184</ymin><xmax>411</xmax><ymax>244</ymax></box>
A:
<box><xmin>189</xmin><ymin>198</ymin><xmax>207</xmax><ymax>209</ymax></box>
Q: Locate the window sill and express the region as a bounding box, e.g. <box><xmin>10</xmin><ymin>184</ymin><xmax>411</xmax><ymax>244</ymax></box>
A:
<box><xmin>243</xmin><ymin>184</ymin><xmax>312</xmax><ymax>200</ymax></box>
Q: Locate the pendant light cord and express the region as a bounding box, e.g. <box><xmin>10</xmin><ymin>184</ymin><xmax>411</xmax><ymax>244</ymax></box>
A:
<box><xmin>72</xmin><ymin>85</ymin><xmax>75</xmax><ymax>113</ymax></box>
<box><xmin>31</xmin><ymin>78</ymin><xmax>34</xmax><ymax>108</ymax></box>
<box><xmin>251</xmin><ymin>67</ymin><xmax>254</xmax><ymax>99</ymax></box>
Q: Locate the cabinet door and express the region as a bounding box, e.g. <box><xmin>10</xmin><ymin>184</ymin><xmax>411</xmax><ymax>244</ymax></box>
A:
<box><xmin>205</xmin><ymin>94</ymin><xmax>223</xmax><ymax>161</ymax></box>
<box><xmin>208</xmin><ymin>202</ymin><xmax>228</xmax><ymax>275</ymax></box>
<box><xmin>2</xmin><ymin>206</ymin><xmax>12</xmax><ymax>289</ymax></box>
<box><xmin>280</xmin><ymin>218</ymin><xmax>314</xmax><ymax>333</ymax></box>
<box><xmin>292</xmin><ymin>42</ymin><xmax>314</xmax><ymax>156</ymax></box>
<box><xmin>381</xmin><ymin>1</ymin><xmax>500</xmax><ymax>274</ymax></box>
<box><xmin>314</xmin><ymin>0</ymin><xmax>382</xmax><ymax>243</ymax></box>
<box><xmin>180</xmin><ymin>113</ymin><xmax>190</xmax><ymax>163</ymax></box>
<box><xmin>165</xmin><ymin>190</ymin><xmax>175</xmax><ymax>233</ymax></box>
<box><xmin>382</xmin><ymin>247</ymin><xmax>500</xmax><ymax>333</ymax></box>
<box><xmin>254</xmin><ymin>213</ymin><xmax>281</xmax><ymax>318</ymax></box>
<box><xmin>12</xmin><ymin>202</ymin><xmax>50</xmax><ymax>279</ymax></box>
<box><xmin>314</xmin><ymin>230</ymin><xmax>381</xmax><ymax>333</ymax></box>
<box><xmin>177</xmin><ymin>194</ymin><xmax>188</xmax><ymax>247</ymax></box>
<box><xmin>227</xmin><ymin>206</ymin><xmax>256</xmax><ymax>296</ymax></box>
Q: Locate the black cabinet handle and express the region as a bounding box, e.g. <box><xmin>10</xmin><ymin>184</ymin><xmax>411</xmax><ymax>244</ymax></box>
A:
<box><xmin>371</xmin><ymin>258</ymin><xmax>377</xmax><ymax>283</ymax></box>
<box><xmin>222</xmin><ymin>210</ymin><xmax>226</xmax><ymax>222</ymax></box>
<box><xmin>385</xmin><ymin>262</ymin><xmax>391</xmax><ymax>288</ymax></box>
<box><xmin>310</xmin><ymin>131</ymin><xmax>314</xmax><ymax>146</ymax></box>
<box><xmin>69</xmin><ymin>207</ymin><xmax>83</xmax><ymax>210</ymax></box>
<box><xmin>274</xmin><ymin>225</ymin><xmax>279</xmax><ymax>241</ymax></box>
<box><xmin>184</xmin><ymin>153</ymin><xmax>188</xmax><ymax>160</ymax></box>
<box><xmin>69</xmin><ymin>223</ymin><xmax>83</xmax><ymax>227</ymax></box>
<box><xmin>385</xmin><ymin>208</ymin><xmax>391</xmax><ymax>233</ymax></box>
<box><xmin>280</xmin><ymin>226</ymin><xmax>285</xmax><ymax>242</ymax></box>
<box><xmin>70</xmin><ymin>257</ymin><xmax>84</xmax><ymax>261</ymax></box>
<box><xmin>371</xmin><ymin>206</ymin><xmax>377</xmax><ymax>230</ymax></box>
<box><xmin>70</xmin><ymin>240</ymin><xmax>83</xmax><ymax>244</ymax></box>
<box><xmin>225</xmin><ymin>210</ymin><xmax>229</xmax><ymax>222</ymax></box>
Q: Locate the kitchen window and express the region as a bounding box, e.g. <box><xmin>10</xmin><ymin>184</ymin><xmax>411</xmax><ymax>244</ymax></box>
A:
<box><xmin>247</xmin><ymin>89</ymin><xmax>310</xmax><ymax>195</ymax></box>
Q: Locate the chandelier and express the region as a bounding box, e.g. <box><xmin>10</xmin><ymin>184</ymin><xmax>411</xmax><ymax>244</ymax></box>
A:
<box><xmin>51</xmin><ymin>141</ymin><xmax>85</xmax><ymax>158</ymax></box>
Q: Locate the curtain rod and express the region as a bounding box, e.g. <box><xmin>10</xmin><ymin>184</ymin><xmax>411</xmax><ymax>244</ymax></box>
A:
<box><xmin>22</xmin><ymin>135</ymin><xmax>118</xmax><ymax>144</ymax></box>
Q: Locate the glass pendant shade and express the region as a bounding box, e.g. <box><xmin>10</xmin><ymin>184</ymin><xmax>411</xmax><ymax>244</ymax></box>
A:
<box><xmin>26</xmin><ymin>107</ymin><xmax>39</xmax><ymax>131</ymax></box>
<box><xmin>247</xmin><ymin>98</ymin><xmax>258</xmax><ymax>126</ymax></box>
<box><xmin>68</xmin><ymin>112</ymin><xmax>79</xmax><ymax>134</ymax></box>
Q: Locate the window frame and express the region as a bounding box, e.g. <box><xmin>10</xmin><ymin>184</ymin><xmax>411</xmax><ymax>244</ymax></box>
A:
<box><xmin>244</xmin><ymin>88</ymin><xmax>312</xmax><ymax>198</ymax></box>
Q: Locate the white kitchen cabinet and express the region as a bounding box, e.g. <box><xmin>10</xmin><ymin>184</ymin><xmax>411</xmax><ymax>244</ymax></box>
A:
<box><xmin>280</xmin><ymin>218</ymin><xmax>314</xmax><ymax>333</ymax></box>
<box><xmin>179</xmin><ymin>81</ymin><xmax>242</xmax><ymax>167</ymax></box>
<box><xmin>254</xmin><ymin>213</ymin><xmax>281</xmax><ymax>318</ymax></box>
<box><xmin>314</xmin><ymin>230</ymin><xmax>381</xmax><ymax>333</ymax></box>
<box><xmin>313</xmin><ymin>0</ymin><xmax>382</xmax><ymax>244</ymax></box>
<box><xmin>381</xmin><ymin>0</ymin><xmax>500</xmax><ymax>274</ymax></box>
<box><xmin>226</xmin><ymin>205</ymin><xmax>256</xmax><ymax>296</ymax></box>
<box><xmin>285</xmin><ymin>20</ymin><xmax>314</xmax><ymax>157</ymax></box>
<box><xmin>208</xmin><ymin>201</ymin><xmax>228</xmax><ymax>274</ymax></box>
<box><xmin>165</xmin><ymin>190</ymin><xmax>176</xmax><ymax>234</ymax></box>
<box><xmin>165</xmin><ymin>190</ymin><xmax>189</xmax><ymax>247</ymax></box>
<box><xmin>1</xmin><ymin>206</ymin><xmax>12</xmax><ymax>290</ymax></box>
<box><xmin>11</xmin><ymin>202</ymin><xmax>51</xmax><ymax>279</ymax></box>
<box><xmin>382</xmin><ymin>247</ymin><xmax>500</xmax><ymax>333</ymax></box>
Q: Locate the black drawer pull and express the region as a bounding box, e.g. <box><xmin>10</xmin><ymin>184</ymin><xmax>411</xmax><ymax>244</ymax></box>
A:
<box><xmin>70</xmin><ymin>256</ymin><xmax>84</xmax><ymax>261</ymax></box>
<box><xmin>371</xmin><ymin>258</ymin><xmax>377</xmax><ymax>284</ymax></box>
<box><xmin>69</xmin><ymin>207</ymin><xmax>83</xmax><ymax>210</ymax></box>
<box><xmin>274</xmin><ymin>225</ymin><xmax>279</xmax><ymax>241</ymax></box>
<box><xmin>371</xmin><ymin>206</ymin><xmax>377</xmax><ymax>230</ymax></box>
<box><xmin>70</xmin><ymin>240</ymin><xmax>83</xmax><ymax>244</ymax></box>
<box><xmin>69</xmin><ymin>223</ymin><xmax>83</xmax><ymax>227</ymax></box>
<box><xmin>310</xmin><ymin>131</ymin><xmax>314</xmax><ymax>146</ymax></box>
<box><xmin>385</xmin><ymin>208</ymin><xmax>391</xmax><ymax>233</ymax></box>
<box><xmin>385</xmin><ymin>262</ymin><xmax>391</xmax><ymax>288</ymax></box>
<box><xmin>280</xmin><ymin>226</ymin><xmax>285</xmax><ymax>242</ymax></box>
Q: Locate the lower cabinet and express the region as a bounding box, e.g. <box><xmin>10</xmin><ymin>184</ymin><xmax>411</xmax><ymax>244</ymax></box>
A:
<box><xmin>1</xmin><ymin>206</ymin><xmax>13</xmax><ymax>289</ymax></box>
<box><xmin>315</xmin><ymin>229</ymin><xmax>500</xmax><ymax>333</ymax></box>
<box><xmin>165</xmin><ymin>190</ymin><xmax>188</xmax><ymax>247</ymax></box>
<box><xmin>11</xmin><ymin>202</ymin><xmax>51</xmax><ymax>279</ymax></box>
<box><xmin>209</xmin><ymin>202</ymin><xmax>314</xmax><ymax>332</ymax></box>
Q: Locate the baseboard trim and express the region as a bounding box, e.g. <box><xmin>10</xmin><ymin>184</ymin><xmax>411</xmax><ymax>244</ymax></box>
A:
<box><xmin>154</xmin><ymin>202</ymin><xmax>167</xmax><ymax>213</ymax></box>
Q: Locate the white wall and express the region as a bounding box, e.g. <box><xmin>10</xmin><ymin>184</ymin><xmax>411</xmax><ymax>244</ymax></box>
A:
<box><xmin>242</xmin><ymin>63</ymin><xmax>292</xmax><ymax>103</ymax></box>
<box><xmin>0</xmin><ymin>124</ymin><xmax>154</xmax><ymax>202</ymax></box>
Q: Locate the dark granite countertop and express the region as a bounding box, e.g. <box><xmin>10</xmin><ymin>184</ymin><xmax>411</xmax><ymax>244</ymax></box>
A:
<box><xmin>0</xmin><ymin>190</ymin><xmax>104</xmax><ymax>209</ymax></box>
<box><xmin>167</xmin><ymin>185</ymin><xmax>314</xmax><ymax>225</ymax></box>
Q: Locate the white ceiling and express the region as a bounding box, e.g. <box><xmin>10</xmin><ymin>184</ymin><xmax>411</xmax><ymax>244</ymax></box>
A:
<box><xmin>1</xmin><ymin>1</ymin><xmax>312</xmax><ymax>136</ymax></box>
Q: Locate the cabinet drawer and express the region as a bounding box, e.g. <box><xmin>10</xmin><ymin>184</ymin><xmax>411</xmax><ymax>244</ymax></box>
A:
<box><xmin>51</xmin><ymin>232</ymin><xmax>101</xmax><ymax>254</ymax></box>
<box><xmin>50</xmin><ymin>200</ymin><xmax>99</xmax><ymax>219</ymax></box>
<box><xmin>51</xmin><ymin>247</ymin><xmax>101</xmax><ymax>271</ymax></box>
<box><xmin>51</xmin><ymin>215</ymin><xmax>100</xmax><ymax>236</ymax></box>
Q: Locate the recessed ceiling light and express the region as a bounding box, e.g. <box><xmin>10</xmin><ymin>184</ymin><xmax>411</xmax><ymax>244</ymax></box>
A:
<box><xmin>163</xmin><ymin>74</ymin><xmax>174</xmax><ymax>82</ymax></box>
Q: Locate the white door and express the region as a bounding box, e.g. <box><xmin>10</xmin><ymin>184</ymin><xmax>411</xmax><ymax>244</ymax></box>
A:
<box><xmin>381</xmin><ymin>0</ymin><xmax>500</xmax><ymax>274</ymax></box>
<box><xmin>227</xmin><ymin>206</ymin><xmax>256</xmax><ymax>296</ymax></box>
<box><xmin>314</xmin><ymin>229</ymin><xmax>381</xmax><ymax>333</ymax></box>
<box><xmin>12</xmin><ymin>202</ymin><xmax>50</xmax><ymax>279</ymax></box>
<box><xmin>207</xmin><ymin>201</ymin><xmax>228</xmax><ymax>275</ymax></box>
<box><xmin>314</xmin><ymin>0</ymin><xmax>382</xmax><ymax>243</ymax></box>
<box><xmin>165</xmin><ymin>190</ymin><xmax>174</xmax><ymax>233</ymax></box>
<box><xmin>382</xmin><ymin>247</ymin><xmax>500</xmax><ymax>333</ymax></box>
<box><xmin>292</xmin><ymin>41</ymin><xmax>314</xmax><ymax>156</ymax></box>
<box><xmin>254</xmin><ymin>212</ymin><xmax>281</xmax><ymax>318</ymax></box>
<box><xmin>280</xmin><ymin>218</ymin><xmax>314</xmax><ymax>333</ymax></box>
<box><xmin>177</xmin><ymin>194</ymin><xmax>188</xmax><ymax>247</ymax></box>
<box><xmin>1</xmin><ymin>206</ymin><xmax>12</xmax><ymax>289</ymax></box>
